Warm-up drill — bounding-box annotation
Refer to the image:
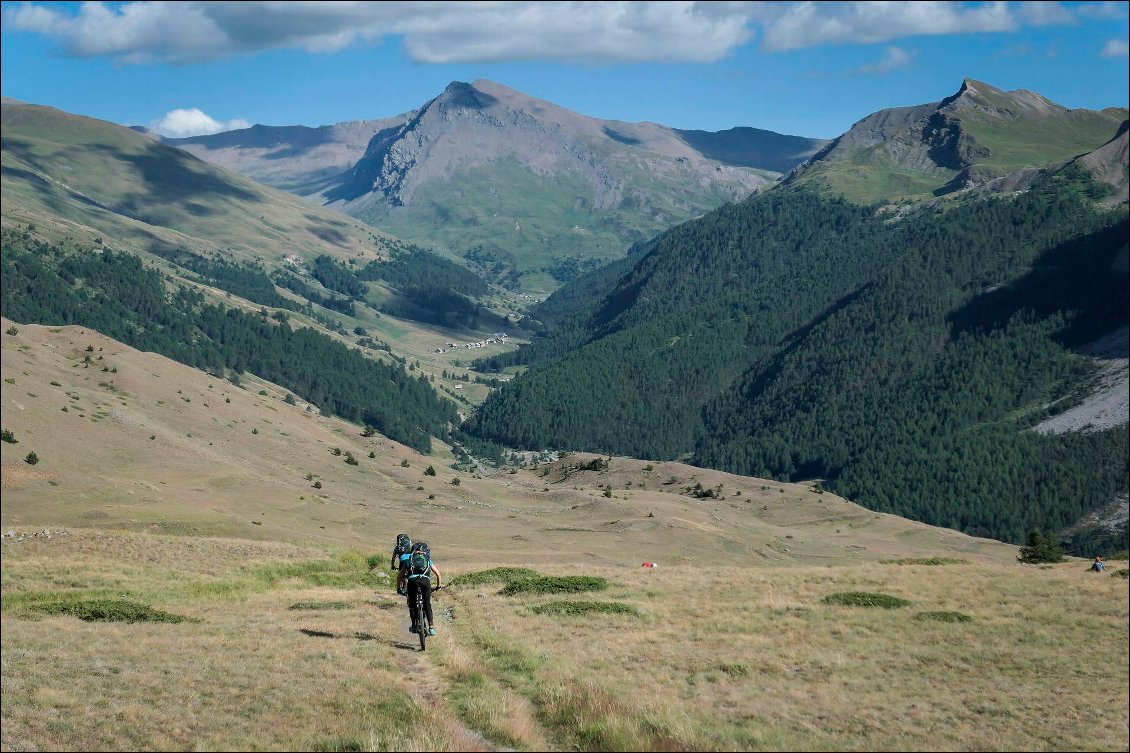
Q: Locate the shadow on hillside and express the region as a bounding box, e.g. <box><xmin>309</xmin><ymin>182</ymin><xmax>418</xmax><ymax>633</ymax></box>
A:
<box><xmin>948</xmin><ymin>220</ymin><xmax>1130</xmax><ymax>350</ymax></box>
<box><xmin>86</xmin><ymin>142</ymin><xmax>261</xmax><ymax>213</ymax></box>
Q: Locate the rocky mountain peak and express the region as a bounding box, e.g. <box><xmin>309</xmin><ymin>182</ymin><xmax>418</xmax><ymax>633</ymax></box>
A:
<box><xmin>435</xmin><ymin>80</ymin><xmax>497</xmax><ymax>111</ymax></box>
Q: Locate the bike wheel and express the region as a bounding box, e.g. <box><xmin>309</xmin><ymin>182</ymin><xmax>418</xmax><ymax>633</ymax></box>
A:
<box><xmin>416</xmin><ymin>592</ymin><xmax>427</xmax><ymax>651</ymax></box>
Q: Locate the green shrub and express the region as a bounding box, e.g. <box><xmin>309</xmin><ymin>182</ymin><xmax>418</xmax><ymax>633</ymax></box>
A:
<box><xmin>880</xmin><ymin>557</ymin><xmax>968</xmax><ymax>566</ymax></box>
<box><xmin>530</xmin><ymin>600</ymin><xmax>637</xmax><ymax>616</ymax></box>
<box><xmin>915</xmin><ymin>610</ymin><xmax>973</xmax><ymax>623</ymax></box>
<box><xmin>1</xmin><ymin>429</ymin><xmax>16</xmax><ymax>443</ymax></box>
<box><xmin>424</xmin><ymin>465</ymin><xmax>437</xmax><ymax>476</ymax></box>
<box><xmin>1113</xmin><ymin>569</ymin><xmax>1129</xmax><ymax>579</ymax></box>
<box><xmin>500</xmin><ymin>576</ymin><xmax>608</xmax><ymax>596</ymax></box>
<box><xmin>450</xmin><ymin>567</ymin><xmax>540</xmax><ymax>587</ymax></box>
<box><xmin>32</xmin><ymin>599</ymin><xmax>187</xmax><ymax>623</ymax></box>
<box><xmin>822</xmin><ymin>592</ymin><xmax>910</xmax><ymax>609</ymax></box>
<box><xmin>718</xmin><ymin>663</ymin><xmax>748</xmax><ymax>677</ymax></box>
<box><xmin>24</xmin><ymin>452</ymin><xmax>38</xmax><ymax>465</ymax></box>
<box><xmin>366</xmin><ymin>554</ymin><xmax>383</xmax><ymax>570</ymax></box>
<box><xmin>1017</xmin><ymin>529</ymin><xmax>1065</xmax><ymax>564</ymax></box>
<box><xmin>288</xmin><ymin>601</ymin><xmax>352</xmax><ymax>611</ymax></box>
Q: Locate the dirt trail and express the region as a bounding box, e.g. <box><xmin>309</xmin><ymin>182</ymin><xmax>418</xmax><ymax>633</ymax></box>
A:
<box><xmin>392</xmin><ymin>611</ymin><xmax>512</xmax><ymax>752</ymax></box>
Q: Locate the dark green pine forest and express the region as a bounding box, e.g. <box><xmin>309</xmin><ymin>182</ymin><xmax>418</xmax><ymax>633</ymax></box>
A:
<box><xmin>0</xmin><ymin>230</ymin><xmax>458</xmax><ymax>453</ymax></box>
<box><xmin>465</xmin><ymin>168</ymin><xmax>1129</xmax><ymax>550</ymax></box>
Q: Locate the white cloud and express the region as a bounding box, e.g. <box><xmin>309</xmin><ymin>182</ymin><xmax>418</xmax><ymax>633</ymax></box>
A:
<box><xmin>1076</xmin><ymin>2</ymin><xmax>1130</xmax><ymax>20</ymax></box>
<box><xmin>2</xmin><ymin>1</ymin><xmax>1099</xmax><ymax>65</ymax></box>
<box><xmin>850</xmin><ymin>45</ymin><xmax>916</xmax><ymax>74</ymax></box>
<box><xmin>1100</xmin><ymin>38</ymin><xmax>1130</xmax><ymax>57</ymax></box>
<box><xmin>1015</xmin><ymin>1</ymin><xmax>1076</xmax><ymax>26</ymax></box>
<box><xmin>151</xmin><ymin>108</ymin><xmax>250</xmax><ymax>138</ymax></box>
<box><xmin>759</xmin><ymin>1</ymin><xmax>1017</xmax><ymax>52</ymax></box>
<box><xmin>4</xmin><ymin>1</ymin><xmax>755</xmax><ymax>65</ymax></box>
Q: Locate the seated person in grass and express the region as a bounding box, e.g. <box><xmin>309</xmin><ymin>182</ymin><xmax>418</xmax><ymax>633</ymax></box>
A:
<box><xmin>1090</xmin><ymin>557</ymin><xmax>1106</xmax><ymax>572</ymax></box>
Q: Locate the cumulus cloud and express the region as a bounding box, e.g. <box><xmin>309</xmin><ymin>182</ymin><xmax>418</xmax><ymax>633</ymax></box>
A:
<box><xmin>3</xmin><ymin>1</ymin><xmax>754</xmax><ymax>65</ymax></box>
<box><xmin>151</xmin><ymin>108</ymin><xmax>250</xmax><ymax>138</ymax></box>
<box><xmin>2</xmin><ymin>1</ymin><xmax>1100</xmax><ymax>64</ymax></box>
<box><xmin>1100</xmin><ymin>38</ymin><xmax>1130</xmax><ymax>57</ymax></box>
<box><xmin>850</xmin><ymin>45</ymin><xmax>916</xmax><ymax>74</ymax></box>
<box><xmin>758</xmin><ymin>1</ymin><xmax>1018</xmax><ymax>52</ymax></box>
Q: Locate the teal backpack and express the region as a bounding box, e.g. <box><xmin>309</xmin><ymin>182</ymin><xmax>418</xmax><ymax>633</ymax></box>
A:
<box><xmin>408</xmin><ymin>550</ymin><xmax>431</xmax><ymax>577</ymax></box>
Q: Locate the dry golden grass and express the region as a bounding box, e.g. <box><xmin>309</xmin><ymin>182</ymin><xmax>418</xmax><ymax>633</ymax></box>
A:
<box><xmin>443</xmin><ymin>561</ymin><xmax>1129</xmax><ymax>751</ymax></box>
<box><xmin>3</xmin><ymin>320</ymin><xmax>1127</xmax><ymax>751</ymax></box>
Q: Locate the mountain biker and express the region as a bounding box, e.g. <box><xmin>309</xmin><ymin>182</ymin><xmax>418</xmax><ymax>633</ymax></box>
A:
<box><xmin>405</xmin><ymin>542</ymin><xmax>441</xmax><ymax>636</ymax></box>
<box><xmin>391</xmin><ymin>533</ymin><xmax>413</xmax><ymax>595</ymax></box>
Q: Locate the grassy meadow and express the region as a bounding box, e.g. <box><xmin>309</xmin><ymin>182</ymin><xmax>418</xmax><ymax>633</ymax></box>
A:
<box><xmin>2</xmin><ymin>534</ymin><xmax>1126</xmax><ymax>751</ymax></box>
<box><xmin>2</xmin><ymin>320</ymin><xmax>1128</xmax><ymax>751</ymax></box>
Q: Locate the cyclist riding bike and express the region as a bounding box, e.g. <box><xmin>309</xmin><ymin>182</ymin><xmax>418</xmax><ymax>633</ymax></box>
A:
<box><xmin>391</xmin><ymin>533</ymin><xmax>413</xmax><ymax>595</ymax></box>
<box><xmin>405</xmin><ymin>542</ymin><xmax>441</xmax><ymax>636</ymax></box>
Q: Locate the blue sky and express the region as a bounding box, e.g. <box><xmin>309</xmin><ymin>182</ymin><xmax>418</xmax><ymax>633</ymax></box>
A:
<box><xmin>2</xmin><ymin>2</ymin><xmax>1127</xmax><ymax>140</ymax></box>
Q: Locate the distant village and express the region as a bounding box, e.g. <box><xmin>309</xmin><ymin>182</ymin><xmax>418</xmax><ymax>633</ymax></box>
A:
<box><xmin>434</xmin><ymin>332</ymin><xmax>510</xmax><ymax>353</ymax></box>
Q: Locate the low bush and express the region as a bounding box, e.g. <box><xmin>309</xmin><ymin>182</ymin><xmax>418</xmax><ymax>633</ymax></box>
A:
<box><xmin>1113</xmin><ymin>569</ymin><xmax>1129</xmax><ymax>579</ymax></box>
<box><xmin>288</xmin><ymin>601</ymin><xmax>352</xmax><ymax>611</ymax></box>
<box><xmin>915</xmin><ymin>610</ymin><xmax>973</xmax><ymax>623</ymax></box>
<box><xmin>822</xmin><ymin>592</ymin><xmax>910</xmax><ymax>609</ymax></box>
<box><xmin>880</xmin><ymin>558</ymin><xmax>968</xmax><ymax>566</ymax></box>
<box><xmin>450</xmin><ymin>567</ymin><xmax>540</xmax><ymax>587</ymax></box>
<box><xmin>31</xmin><ymin>598</ymin><xmax>188</xmax><ymax>623</ymax></box>
<box><xmin>500</xmin><ymin>576</ymin><xmax>608</xmax><ymax>596</ymax></box>
<box><xmin>530</xmin><ymin>600</ymin><xmax>637</xmax><ymax>616</ymax></box>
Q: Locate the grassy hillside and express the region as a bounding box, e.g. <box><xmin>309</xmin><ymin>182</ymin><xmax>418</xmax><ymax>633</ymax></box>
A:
<box><xmin>3</xmin><ymin>319</ymin><xmax>1125</xmax><ymax>751</ymax></box>
<box><xmin>787</xmin><ymin>80</ymin><xmax>1127</xmax><ymax>206</ymax></box>
<box><xmin>3</xmin><ymin>535</ymin><xmax>1126</xmax><ymax>751</ymax></box>
<box><xmin>1</xmin><ymin>102</ymin><xmax>548</xmax><ymax>425</ymax></box>
<box><xmin>1</xmin><ymin>103</ymin><xmax>390</xmax><ymax>266</ymax></box>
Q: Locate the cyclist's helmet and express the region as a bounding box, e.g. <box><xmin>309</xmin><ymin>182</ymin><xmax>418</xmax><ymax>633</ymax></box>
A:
<box><xmin>412</xmin><ymin>541</ymin><xmax>430</xmax><ymax>557</ymax></box>
<box><xmin>396</xmin><ymin>533</ymin><xmax>412</xmax><ymax>551</ymax></box>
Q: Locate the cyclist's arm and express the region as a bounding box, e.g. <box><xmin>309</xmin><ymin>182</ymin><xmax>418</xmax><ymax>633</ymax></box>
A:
<box><xmin>430</xmin><ymin>563</ymin><xmax>441</xmax><ymax>588</ymax></box>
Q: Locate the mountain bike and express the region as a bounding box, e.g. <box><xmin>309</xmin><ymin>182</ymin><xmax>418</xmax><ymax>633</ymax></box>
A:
<box><xmin>411</xmin><ymin>583</ymin><xmax>443</xmax><ymax>651</ymax></box>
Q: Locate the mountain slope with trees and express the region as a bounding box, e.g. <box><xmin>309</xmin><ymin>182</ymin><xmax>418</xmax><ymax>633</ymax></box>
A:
<box><xmin>464</xmin><ymin>81</ymin><xmax>1129</xmax><ymax>550</ymax></box>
